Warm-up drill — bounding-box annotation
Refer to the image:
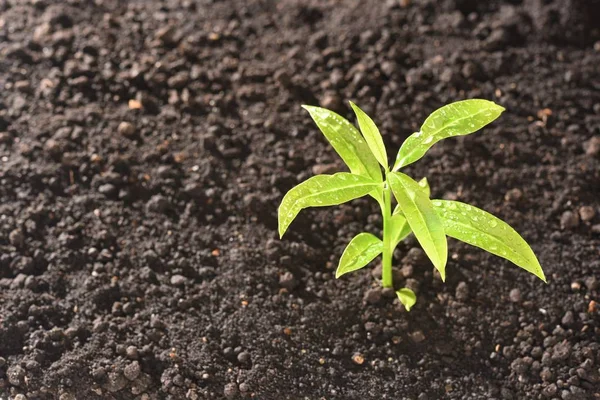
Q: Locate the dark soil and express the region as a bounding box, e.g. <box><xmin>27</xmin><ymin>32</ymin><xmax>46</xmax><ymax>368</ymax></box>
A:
<box><xmin>1</xmin><ymin>0</ymin><xmax>600</xmax><ymax>399</ymax></box>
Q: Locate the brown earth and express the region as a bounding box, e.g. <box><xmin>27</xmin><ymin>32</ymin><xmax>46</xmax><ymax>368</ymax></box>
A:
<box><xmin>1</xmin><ymin>0</ymin><xmax>600</xmax><ymax>399</ymax></box>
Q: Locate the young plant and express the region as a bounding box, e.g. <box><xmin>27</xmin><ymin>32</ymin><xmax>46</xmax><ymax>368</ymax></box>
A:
<box><xmin>278</xmin><ymin>99</ymin><xmax>546</xmax><ymax>311</ymax></box>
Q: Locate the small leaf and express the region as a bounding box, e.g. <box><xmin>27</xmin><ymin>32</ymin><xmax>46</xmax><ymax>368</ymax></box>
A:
<box><xmin>302</xmin><ymin>106</ymin><xmax>382</xmax><ymax>182</ymax></box>
<box><xmin>396</xmin><ymin>288</ymin><xmax>416</xmax><ymax>311</ymax></box>
<box><xmin>389</xmin><ymin>213</ymin><xmax>412</xmax><ymax>248</ymax></box>
<box><xmin>432</xmin><ymin>200</ymin><xmax>546</xmax><ymax>282</ymax></box>
<box><xmin>278</xmin><ymin>173</ymin><xmax>380</xmax><ymax>238</ymax></box>
<box><xmin>393</xmin><ymin>99</ymin><xmax>505</xmax><ymax>170</ymax></box>
<box><xmin>336</xmin><ymin>233</ymin><xmax>383</xmax><ymax>278</ymax></box>
<box><xmin>389</xmin><ymin>172</ymin><xmax>448</xmax><ymax>280</ymax></box>
<box><xmin>349</xmin><ymin>102</ymin><xmax>388</xmax><ymax>170</ymax></box>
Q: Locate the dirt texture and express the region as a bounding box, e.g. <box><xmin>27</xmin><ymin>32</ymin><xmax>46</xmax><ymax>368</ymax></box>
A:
<box><xmin>1</xmin><ymin>0</ymin><xmax>600</xmax><ymax>399</ymax></box>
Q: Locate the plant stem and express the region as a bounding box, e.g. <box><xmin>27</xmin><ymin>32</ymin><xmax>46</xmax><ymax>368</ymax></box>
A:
<box><xmin>381</xmin><ymin>182</ymin><xmax>393</xmax><ymax>288</ymax></box>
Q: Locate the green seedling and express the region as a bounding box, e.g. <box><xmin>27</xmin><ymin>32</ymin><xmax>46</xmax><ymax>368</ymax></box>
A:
<box><xmin>278</xmin><ymin>99</ymin><xmax>546</xmax><ymax>311</ymax></box>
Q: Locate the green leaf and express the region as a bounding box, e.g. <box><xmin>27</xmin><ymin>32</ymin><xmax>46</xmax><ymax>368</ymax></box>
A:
<box><xmin>349</xmin><ymin>102</ymin><xmax>388</xmax><ymax>170</ymax></box>
<box><xmin>392</xmin><ymin>177</ymin><xmax>429</xmax><ymax>216</ymax></box>
<box><xmin>389</xmin><ymin>213</ymin><xmax>412</xmax><ymax>248</ymax></box>
<box><xmin>393</xmin><ymin>99</ymin><xmax>505</xmax><ymax>170</ymax></box>
<box><xmin>278</xmin><ymin>173</ymin><xmax>381</xmax><ymax>238</ymax></box>
<box><xmin>396</xmin><ymin>288</ymin><xmax>416</xmax><ymax>311</ymax></box>
<box><xmin>388</xmin><ymin>172</ymin><xmax>448</xmax><ymax>280</ymax></box>
<box><xmin>336</xmin><ymin>233</ymin><xmax>383</xmax><ymax>278</ymax></box>
<box><xmin>432</xmin><ymin>200</ymin><xmax>546</xmax><ymax>282</ymax></box>
<box><xmin>418</xmin><ymin>177</ymin><xmax>430</xmax><ymax>198</ymax></box>
<box><xmin>302</xmin><ymin>105</ymin><xmax>382</xmax><ymax>182</ymax></box>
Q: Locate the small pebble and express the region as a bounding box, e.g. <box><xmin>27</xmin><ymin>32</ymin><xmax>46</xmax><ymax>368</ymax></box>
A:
<box><xmin>224</xmin><ymin>383</ymin><xmax>238</xmax><ymax>399</ymax></box>
<box><xmin>578</xmin><ymin>206</ymin><xmax>595</xmax><ymax>222</ymax></box>
<box><xmin>455</xmin><ymin>281</ymin><xmax>469</xmax><ymax>301</ymax></box>
<box><xmin>584</xmin><ymin>276</ymin><xmax>598</xmax><ymax>291</ymax></box>
<box><xmin>279</xmin><ymin>271</ymin><xmax>298</xmax><ymax>291</ymax></box>
<box><xmin>561</xmin><ymin>311</ymin><xmax>574</xmax><ymax>326</ymax></box>
<box><xmin>9</xmin><ymin>229</ymin><xmax>25</xmax><ymax>247</ymax></box>
<box><xmin>363</xmin><ymin>288</ymin><xmax>382</xmax><ymax>304</ymax></box>
<box><xmin>552</xmin><ymin>341</ymin><xmax>571</xmax><ymax>362</ymax></box>
<box><xmin>583</xmin><ymin>136</ymin><xmax>600</xmax><ymax>157</ymax></box>
<box><xmin>146</xmin><ymin>195</ymin><xmax>170</xmax><ymax>213</ymax></box>
<box><xmin>410</xmin><ymin>330</ymin><xmax>426</xmax><ymax>343</ymax></box>
<box><xmin>540</xmin><ymin>367</ymin><xmax>553</xmax><ymax>382</ymax></box>
<box><xmin>170</xmin><ymin>274</ymin><xmax>187</xmax><ymax>286</ymax></box>
<box><xmin>123</xmin><ymin>361</ymin><xmax>141</xmax><ymax>380</ymax></box>
<box><xmin>560</xmin><ymin>211</ymin><xmax>579</xmax><ymax>230</ymax></box>
<box><xmin>400</xmin><ymin>264</ymin><xmax>413</xmax><ymax>277</ymax></box>
<box><xmin>542</xmin><ymin>383</ymin><xmax>557</xmax><ymax>396</ymax></box>
<box><xmin>7</xmin><ymin>365</ymin><xmax>26</xmax><ymax>386</ymax></box>
<box><xmin>312</xmin><ymin>163</ymin><xmax>338</xmax><ymax>175</ymax></box>
<box><xmin>351</xmin><ymin>353</ymin><xmax>365</xmax><ymax>365</ymax></box>
<box><xmin>239</xmin><ymin>382</ymin><xmax>250</xmax><ymax>393</ymax></box>
<box><xmin>504</xmin><ymin>188</ymin><xmax>523</xmax><ymax>203</ymax></box>
<box><xmin>237</xmin><ymin>351</ymin><xmax>251</xmax><ymax>364</ymax></box>
<box><xmin>126</xmin><ymin>346</ymin><xmax>139</xmax><ymax>360</ymax></box>
<box><xmin>509</xmin><ymin>288</ymin><xmax>522</xmax><ymax>303</ymax></box>
<box><xmin>320</xmin><ymin>92</ymin><xmax>344</xmax><ymax>113</ymax></box>
<box><xmin>118</xmin><ymin>121</ymin><xmax>136</xmax><ymax>137</ymax></box>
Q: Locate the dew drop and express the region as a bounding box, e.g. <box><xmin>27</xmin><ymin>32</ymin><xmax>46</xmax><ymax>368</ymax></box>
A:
<box><xmin>489</xmin><ymin>220</ymin><xmax>498</xmax><ymax>228</ymax></box>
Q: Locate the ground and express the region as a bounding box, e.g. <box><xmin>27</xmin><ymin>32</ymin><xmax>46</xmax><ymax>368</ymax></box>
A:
<box><xmin>0</xmin><ymin>0</ymin><xmax>600</xmax><ymax>399</ymax></box>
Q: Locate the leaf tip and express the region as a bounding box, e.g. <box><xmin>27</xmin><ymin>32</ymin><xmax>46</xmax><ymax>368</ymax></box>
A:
<box><xmin>396</xmin><ymin>288</ymin><xmax>417</xmax><ymax>312</ymax></box>
<box><xmin>489</xmin><ymin>100</ymin><xmax>506</xmax><ymax>115</ymax></box>
<box><xmin>277</xmin><ymin>215</ymin><xmax>288</xmax><ymax>239</ymax></box>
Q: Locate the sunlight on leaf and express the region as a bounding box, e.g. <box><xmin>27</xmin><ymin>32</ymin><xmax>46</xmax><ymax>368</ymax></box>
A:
<box><xmin>336</xmin><ymin>233</ymin><xmax>383</xmax><ymax>278</ymax></box>
<box><xmin>389</xmin><ymin>172</ymin><xmax>447</xmax><ymax>280</ymax></box>
<box><xmin>393</xmin><ymin>99</ymin><xmax>505</xmax><ymax>170</ymax></box>
<box><xmin>349</xmin><ymin>102</ymin><xmax>388</xmax><ymax>170</ymax></box>
<box><xmin>302</xmin><ymin>106</ymin><xmax>382</xmax><ymax>182</ymax></box>
<box><xmin>278</xmin><ymin>173</ymin><xmax>381</xmax><ymax>238</ymax></box>
<box><xmin>432</xmin><ymin>200</ymin><xmax>546</xmax><ymax>282</ymax></box>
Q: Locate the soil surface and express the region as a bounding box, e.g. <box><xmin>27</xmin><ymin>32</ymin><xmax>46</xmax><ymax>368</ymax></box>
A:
<box><xmin>1</xmin><ymin>0</ymin><xmax>600</xmax><ymax>399</ymax></box>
